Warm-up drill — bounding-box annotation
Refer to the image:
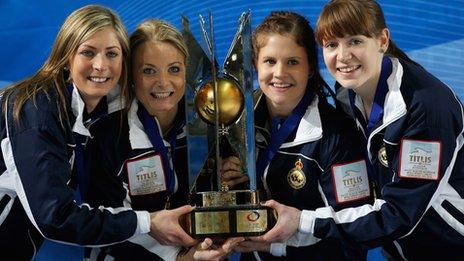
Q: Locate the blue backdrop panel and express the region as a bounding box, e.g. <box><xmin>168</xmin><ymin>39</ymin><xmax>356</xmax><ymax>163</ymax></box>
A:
<box><xmin>1</xmin><ymin>0</ymin><xmax>463</xmax><ymax>95</ymax></box>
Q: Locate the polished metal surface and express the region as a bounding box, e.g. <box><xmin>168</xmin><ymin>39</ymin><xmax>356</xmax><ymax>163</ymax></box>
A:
<box><xmin>194</xmin><ymin>77</ymin><xmax>244</xmax><ymax>126</ymax></box>
<box><xmin>182</xmin><ymin>12</ymin><xmax>272</xmax><ymax>239</ymax></box>
<box><xmin>183</xmin><ymin>11</ymin><xmax>256</xmax><ymax>191</ymax></box>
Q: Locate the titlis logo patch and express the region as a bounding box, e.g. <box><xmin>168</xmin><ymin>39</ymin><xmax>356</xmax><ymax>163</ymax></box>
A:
<box><xmin>408</xmin><ymin>147</ymin><xmax>432</xmax><ymax>164</ymax></box>
<box><xmin>332</xmin><ymin>159</ymin><xmax>370</xmax><ymax>203</ymax></box>
<box><xmin>342</xmin><ymin>170</ymin><xmax>364</xmax><ymax>186</ymax></box>
<box><xmin>136</xmin><ymin>166</ymin><xmax>158</xmax><ymax>181</ymax></box>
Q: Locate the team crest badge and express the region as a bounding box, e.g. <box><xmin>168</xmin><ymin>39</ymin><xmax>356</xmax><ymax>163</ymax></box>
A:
<box><xmin>287</xmin><ymin>159</ymin><xmax>306</xmax><ymax>189</ymax></box>
<box><xmin>378</xmin><ymin>145</ymin><xmax>388</xmax><ymax>167</ymax></box>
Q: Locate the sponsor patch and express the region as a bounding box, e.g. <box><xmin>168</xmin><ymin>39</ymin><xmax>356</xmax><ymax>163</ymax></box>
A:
<box><xmin>398</xmin><ymin>139</ymin><xmax>441</xmax><ymax>180</ymax></box>
<box><xmin>126</xmin><ymin>154</ymin><xmax>166</xmax><ymax>196</ymax></box>
<box><xmin>332</xmin><ymin>159</ymin><xmax>370</xmax><ymax>203</ymax></box>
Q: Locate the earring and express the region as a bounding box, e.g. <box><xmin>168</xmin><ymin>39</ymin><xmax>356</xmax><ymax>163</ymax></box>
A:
<box><xmin>379</xmin><ymin>48</ymin><xmax>385</xmax><ymax>53</ymax></box>
<box><xmin>63</xmin><ymin>66</ymin><xmax>69</xmax><ymax>71</ymax></box>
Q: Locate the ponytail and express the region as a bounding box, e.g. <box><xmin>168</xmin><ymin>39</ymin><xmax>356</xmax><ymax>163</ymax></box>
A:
<box><xmin>387</xmin><ymin>40</ymin><xmax>421</xmax><ymax>67</ymax></box>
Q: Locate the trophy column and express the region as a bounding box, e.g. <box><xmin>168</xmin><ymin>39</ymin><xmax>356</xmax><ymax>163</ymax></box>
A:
<box><xmin>182</xmin><ymin>11</ymin><xmax>275</xmax><ymax>239</ymax></box>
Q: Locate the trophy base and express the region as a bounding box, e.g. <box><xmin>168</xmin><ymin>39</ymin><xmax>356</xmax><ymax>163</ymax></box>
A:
<box><xmin>184</xmin><ymin>190</ymin><xmax>275</xmax><ymax>239</ymax></box>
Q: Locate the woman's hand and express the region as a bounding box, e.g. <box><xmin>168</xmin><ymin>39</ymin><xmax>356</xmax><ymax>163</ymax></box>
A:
<box><xmin>149</xmin><ymin>205</ymin><xmax>197</xmax><ymax>247</ymax></box>
<box><xmin>221</xmin><ymin>156</ymin><xmax>249</xmax><ymax>188</ymax></box>
<box><xmin>251</xmin><ymin>200</ymin><xmax>301</xmax><ymax>243</ymax></box>
<box><xmin>178</xmin><ymin>237</ymin><xmax>244</xmax><ymax>261</ymax></box>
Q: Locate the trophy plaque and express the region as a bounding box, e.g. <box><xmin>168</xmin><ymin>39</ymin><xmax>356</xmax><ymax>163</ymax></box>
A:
<box><xmin>182</xmin><ymin>12</ymin><xmax>274</xmax><ymax>239</ymax></box>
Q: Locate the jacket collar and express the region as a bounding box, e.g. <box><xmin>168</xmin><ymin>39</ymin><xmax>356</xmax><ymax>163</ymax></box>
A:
<box><xmin>282</xmin><ymin>95</ymin><xmax>323</xmax><ymax>148</ymax></box>
<box><xmin>254</xmin><ymin>91</ymin><xmax>323</xmax><ymax>148</ymax></box>
<box><xmin>127</xmin><ymin>99</ymin><xmax>186</xmax><ymax>150</ymax></box>
<box><xmin>381</xmin><ymin>57</ymin><xmax>407</xmax><ymax>126</ymax></box>
<box><xmin>337</xmin><ymin>57</ymin><xmax>407</xmax><ymax>138</ymax></box>
<box><xmin>70</xmin><ymin>83</ymin><xmax>89</xmax><ymax>137</ymax></box>
<box><xmin>366</xmin><ymin>57</ymin><xmax>407</xmax><ymax>160</ymax></box>
<box><xmin>70</xmin><ymin>83</ymin><xmax>125</xmax><ymax>137</ymax></box>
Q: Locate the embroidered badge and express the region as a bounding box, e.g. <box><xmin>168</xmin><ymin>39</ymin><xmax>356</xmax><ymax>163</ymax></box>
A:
<box><xmin>287</xmin><ymin>159</ymin><xmax>306</xmax><ymax>189</ymax></box>
<box><xmin>126</xmin><ymin>154</ymin><xmax>166</xmax><ymax>196</ymax></box>
<box><xmin>332</xmin><ymin>159</ymin><xmax>370</xmax><ymax>203</ymax></box>
<box><xmin>398</xmin><ymin>139</ymin><xmax>441</xmax><ymax>180</ymax></box>
<box><xmin>378</xmin><ymin>145</ymin><xmax>388</xmax><ymax>167</ymax></box>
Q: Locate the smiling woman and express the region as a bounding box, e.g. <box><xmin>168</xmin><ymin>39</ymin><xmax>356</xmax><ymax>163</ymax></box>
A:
<box><xmin>225</xmin><ymin>11</ymin><xmax>373</xmax><ymax>260</ymax></box>
<box><xmin>255</xmin><ymin>33</ymin><xmax>310</xmax><ymax>118</ymax></box>
<box><xmin>69</xmin><ymin>26</ymin><xmax>123</xmax><ymax>113</ymax></box>
<box><xmin>0</xmin><ymin>5</ymin><xmax>162</xmax><ymax>260</ymax></box>
<box><xmin>84</xmin><ymin>19</ymin><xmax>242</xmax><ymax>260</ymax></box>
<box><xmin>132</xmin><ymin>39</ymin><xmax>186</xmax><ymax>132</ymax></box>
<box><xmin>254</xmin><ymin>1</ymin><xmax>464</xmax><ymax>260</ymax></box>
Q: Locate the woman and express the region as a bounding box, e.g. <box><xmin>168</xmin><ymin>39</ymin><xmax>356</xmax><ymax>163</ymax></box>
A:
<box><xmin>223</xmin><ymin>11</ymin><xmax>372</xmax><ymax>260</ymax></box>
<box><xmin>255</xmin><ymin>1</ymin><xmax>464</xmax><ymax>260</ymax></box>
<box><xmin>0</xmin><ymin>5</ymin><xmax>192</xmax><ymax>260</ymax></box>
<box><xmin>86</xmin><ymin>19</ymin><xmax>241</xmax><ymax>260</ymax></box>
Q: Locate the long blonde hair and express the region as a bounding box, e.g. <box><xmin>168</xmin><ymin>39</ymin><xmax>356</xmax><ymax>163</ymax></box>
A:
<box><xmin>2</xmin><ymin>5</ymin><xmax>130</xmax><ymax>123</ymax></box>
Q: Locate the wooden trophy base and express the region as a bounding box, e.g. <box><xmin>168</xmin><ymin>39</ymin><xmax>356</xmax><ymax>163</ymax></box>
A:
<box><xmin>183</xmin><ymin>190</ymin><xmax>275</xmax><ymax>239</ymax></box>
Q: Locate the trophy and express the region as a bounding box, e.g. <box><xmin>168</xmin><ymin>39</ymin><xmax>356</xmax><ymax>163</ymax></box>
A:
<box><xmin>182</xmin><ymin>11</ymin><xmax>274</xmax><ymax>239</ymax></box>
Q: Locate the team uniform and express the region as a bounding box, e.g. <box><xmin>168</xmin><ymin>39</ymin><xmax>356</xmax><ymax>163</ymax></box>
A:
<box><xmin>0</xmin><ymin>85</ymin><xmax>150</xmax><ymax>260</ymax></box>
<box><xmin>243</xmin><ymin>90</ymin><xmax>373</xmax><ymax>260</ymax></box>
<box><xmin>296</xmin><ymin>57</ymin><xmax>464</xmax><ymax>260</ymax></box>
<box><xmin>86</xmin><ymin>99</ymin><xmax>188</xmax><ymax>260</ymax></box>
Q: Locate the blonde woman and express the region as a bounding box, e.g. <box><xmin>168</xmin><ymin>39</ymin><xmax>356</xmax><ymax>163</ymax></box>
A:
<box><xmin>87</xmin><ymin>19</ymin><xmax>241</xmax><ymax>260</ymax></box>
<box><xmin>0</xmin><ymin>5</ymin><xmax>170</xmax><ymax>259</ymax></box>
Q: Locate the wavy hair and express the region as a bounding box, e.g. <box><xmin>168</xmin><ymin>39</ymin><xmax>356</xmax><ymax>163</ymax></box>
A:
<box><xmin>2</xmin><ymin>5</ymin><xmax>130</xmax><ymax>123</ymax></box>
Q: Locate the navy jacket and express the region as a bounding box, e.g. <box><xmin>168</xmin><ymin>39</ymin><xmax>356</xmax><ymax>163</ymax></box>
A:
<box><xmin>0</xmin><ymin>86</ymin><xmax>150</xmax><ymax>260</ymax></box>
<box><xmin>247</xmin><ymin>92</ymin><xmax>372</xmax><ymax>261</ymax></box>
<box><xmin>297</xmin><ymin>57</ymin><xmax>464</xmax><ymax>260</ymax></box>
<box><xmin>86</xmin><ymin>99</ymin><xmax>188</xmax><ymax>261</ymax></box>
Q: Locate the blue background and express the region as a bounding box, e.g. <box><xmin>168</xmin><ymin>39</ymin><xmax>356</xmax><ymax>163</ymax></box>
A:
<box><xmin>1</xmin><ymin>1</ymin><xmax>463</xmax><ymax>94</ymax></box>
<box><xmin>1</xmin><ymin>1</ymin><xmax>463</xmax><ymax>260</ymax></box>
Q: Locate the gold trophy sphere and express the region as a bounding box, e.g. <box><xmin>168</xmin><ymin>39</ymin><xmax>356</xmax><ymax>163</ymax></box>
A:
<box><xmin>194</xmin><ymin>77</ymin><xmax>244</xmax><ymax>126</ymax></box>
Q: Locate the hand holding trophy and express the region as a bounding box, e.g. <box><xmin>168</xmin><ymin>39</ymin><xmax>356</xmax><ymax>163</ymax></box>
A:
<box><xmin>181</xmin><ymin>11</ymin><xmax>275</xmax><ymax>241</ymax></box>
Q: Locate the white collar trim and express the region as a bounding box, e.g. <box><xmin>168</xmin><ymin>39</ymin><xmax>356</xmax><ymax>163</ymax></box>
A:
<box><xmin>70</xmin><ymin>84</ymin><xmax>90</xmax><ymax>137</ymax></box>
<box><xmin>280</xmin><ymin>96</ymin><xmax>323</xmax><ymax>148</ymax></box>
<box><xmin>366</xmin><ymin>57</ymin><xmax>407</xmax><ymax>160</ymax></box>
<box><xmin>70</xmin><ymin>84</ymin><xmax>125</xmax><ymax>137</ymax></box>
<box><xmin>128</xmin><ymin>99</ymin><xmax>179</xmax><ymax>150</ymax></box>
<box><xmin>382</xmin><ymin>57</ymin><xmax>407</xmax><ymax>124</ymax></box>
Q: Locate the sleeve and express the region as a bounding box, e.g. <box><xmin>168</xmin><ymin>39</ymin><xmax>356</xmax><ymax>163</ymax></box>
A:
<box><xmin>269</xmin><ymin>243</ymin><xmax>286</xmax><ymax>256</ymax></box>
<box><xmin>5</xmin><ymin>101</ymin><xmax>149</xmax><ymax>247</ymax></box>
<box><xmin>128</xmin><ymin>234</ymin><xmax>182</xmax><ymax>261</ymax></box>
<box><xmin>298</xmin><ymin>95</ymin><xmax>464</xmax><ymax>248</ymax></box>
